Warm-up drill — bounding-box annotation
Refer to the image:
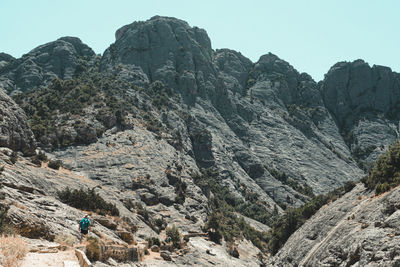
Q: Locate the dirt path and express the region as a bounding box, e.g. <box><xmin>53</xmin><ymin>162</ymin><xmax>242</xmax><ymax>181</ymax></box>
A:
<box><xmin>20</xmin><ymin>249</ymin><xmax>80</xmax><ymax>267</ymax></box>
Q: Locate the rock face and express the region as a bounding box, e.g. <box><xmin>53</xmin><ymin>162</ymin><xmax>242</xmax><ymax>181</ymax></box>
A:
<box><xmin>101</xmin><ymin>16</ymin><xmax>216</xmax><ymax>104</ymax></box>
<box><xmin>0</xmin><ymin>37</ymin><xmax>95</xmax><ymax>94</ymax></box>
<box><xmin>322</xmin><ymin>60</ymin><xmax>400</xmax><ymax>167</ymax></box>
<box><xmin>99</xmin><ymin>16</ymin><xmax>364</xmax><ymax>209</ymax></box>
<box><xmin>270</xmin><ymin>184</ymin><xmax>400</xmax><ymax>266</ymax></box>
<box><xmin>0</xmin><ymin>89</ymin><xmax>36</xmax><ymax>155</ymax></box>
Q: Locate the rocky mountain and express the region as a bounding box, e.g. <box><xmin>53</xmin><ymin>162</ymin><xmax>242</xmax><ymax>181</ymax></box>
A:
<box><xmin>0</xmin><ymin>16</ymin><xmax>399</xmax><ymax>266</ymax></box>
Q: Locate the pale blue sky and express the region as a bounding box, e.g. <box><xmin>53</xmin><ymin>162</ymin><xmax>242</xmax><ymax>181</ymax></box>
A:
<box><xmin>1</xmin><ymin>0</ymin><xmax>399</xmax><ymax>81</ymax></box>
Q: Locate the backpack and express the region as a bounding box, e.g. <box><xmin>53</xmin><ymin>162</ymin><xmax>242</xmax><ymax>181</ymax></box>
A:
<box><xmin>80</xmin><ymin>218</ymin><xmax>90</xmax><ymax>230</ymax></box>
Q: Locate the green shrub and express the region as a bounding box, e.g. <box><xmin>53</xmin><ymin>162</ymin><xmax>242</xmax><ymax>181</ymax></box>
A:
<box><xmin>57</xmin><ymin>187</ymin><xmax>119</xmax><ymax>216</ymax></box>
<box><xmin>166</xmin><ymin>225</ymin><xmax>181</xmax><ymax>248</ymax></box>
<box><xmin>146</xmin><ymin>237</ymin><xmax>160</xmax><ymax>247</ymax></box>
<box><xmin>375</xmin><ymin>182</ymin><xmax>390</xmax><ymax>195</ymax></box>
<box><xmin>86</xmin><ymin>236</ymin><xmax>101</xmax><ymax>262</ymax></box>
<box><xmin>48</xmin><ymin>160</ymin><xmax>62</xmax><ymax>170</ymax></box>
<box><xmin>363</xmin><ymin>140</ymin><xmax>400</xmax><ymax>195</ymax></box>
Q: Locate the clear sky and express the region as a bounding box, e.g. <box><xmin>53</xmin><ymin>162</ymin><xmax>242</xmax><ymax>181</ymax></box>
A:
<box><xmin>1</xmin><ymin>0</ymin><xmax>399</xmax><ymax>81</ymax></box>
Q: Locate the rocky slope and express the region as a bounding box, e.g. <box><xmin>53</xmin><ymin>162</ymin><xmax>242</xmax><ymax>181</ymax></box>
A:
<box><xmin>0</xmin><ymin>15</ymin><xmax>399</xmax><ymax>266</ymax></box>
<box><xmin>270</xmin><ymin>184</ymin><xmax>400</xmax><ymax>266</ymax></box>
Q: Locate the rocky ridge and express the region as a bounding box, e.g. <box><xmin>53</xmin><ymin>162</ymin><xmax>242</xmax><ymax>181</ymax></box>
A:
<box><xmin>0</xmin><ymin>37</ymin><xmax>95</xmax><ymax>94</ymax></box>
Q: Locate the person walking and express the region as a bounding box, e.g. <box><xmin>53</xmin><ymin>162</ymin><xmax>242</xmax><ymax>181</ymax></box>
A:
<box><xmin>79</xmin><ymin>214</ymin><xmax>91</xmax><ymax>241</ymax></box>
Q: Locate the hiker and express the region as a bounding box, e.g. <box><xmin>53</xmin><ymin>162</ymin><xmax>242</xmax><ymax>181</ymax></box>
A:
<box><xmin>79</xmin><ymin>214</ymin><xmax>91</xmax><ymax>239</ymax></box>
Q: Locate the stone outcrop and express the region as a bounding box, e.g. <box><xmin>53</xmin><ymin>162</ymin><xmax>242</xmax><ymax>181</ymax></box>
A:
<box><xmin>0</xmin><ymin>89</ymin><xmax>36</xmax><ymax>155</ymax></box>
<box><xmin>322</xmin><ymin>60</ymin><xmax>400</xmax><ymax>167</ymax></box>
<box><xmin>0</xmin><ymin>37</ymin><xmax>95</xmax><ymax>94</ymax></box>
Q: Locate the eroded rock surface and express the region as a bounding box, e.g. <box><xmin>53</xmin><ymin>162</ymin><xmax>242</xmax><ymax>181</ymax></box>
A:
<box><xmin>0</xmin><ymin>37</ymin><xmax>95</xmax><ymax>94</ymax></box>
<box><xmin>0</xmin><ymin>89</ymin><xmax>36</xmax><ymax>154</ymax></box>
<box><xmin>270</xmin><ymin>184</ymin><xmax>400</xmax><ymax>266</ymax></box>
<box><xmin>322</xmin><ymin>60</ymin><xmax>400</xmax><ymax>167</ymax></box>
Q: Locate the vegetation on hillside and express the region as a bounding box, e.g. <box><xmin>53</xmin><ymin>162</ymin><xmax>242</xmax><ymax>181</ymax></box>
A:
<box><xmin>57</xmin><ymin>187</ymin><xmax>119</xmax><ymax>216</ymax></box>
<box><xmin>266</xmin><ymin>167</ymin><xmax>314</xmax><ymax>198</ymax></box>
<box><xmin>363</xmin><ymin>140</ymin><xmax>400</xmax><ymax>195</ymax></box>
<box><xmin>195</xmin><ymin>168</ymin><xmax>271</xmax><ymax>251</ymax></box>
<box><xmin>13</xmin><ymin>73</ymin><xmax>133</xmax><ymax>149</ymax></box>
<box><xmin>13</xmin><ymin>61</ymin><xmax>176</xmax><ymax>150</ymax></box>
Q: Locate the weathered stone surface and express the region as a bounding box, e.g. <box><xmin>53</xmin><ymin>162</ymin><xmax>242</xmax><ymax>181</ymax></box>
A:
<box><xmin>0</xmin><ymin>89</ymin><xmax>36</xmax><ymax>154</ymax></box>
<box><xmin>322</xmin><ymin>60</ymin><xmax>400</xmax><ymax>167</ymax></box>
<box><xmin>0</xmin><ymin>37</ymin><xmax>95</xmax><ymax>94</ymax></box>
<box><xmin>270</xmin><ymin>184</ymin><xmax>400</xmax><ymax>266</ymax></box>
<box><xmin>150</xmin><ymin>245</ymin><xmax>160</xmax><ymax>252</ymax></box>
<box><xmin>92</xmin><ymin>215</ymin><xmax>117</xmax><ymax>230</ymax></box>
<box><xmin>160</xmin><ymin>251</ymin><xmax>172</xmax><ymax>261</ymax></box>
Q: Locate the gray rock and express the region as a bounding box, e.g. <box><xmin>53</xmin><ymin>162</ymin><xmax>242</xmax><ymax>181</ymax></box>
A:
<box><xmin>270</xmin><ymin>184</ymin><xmax>400</xmax><ymax>266</ymax></box>
<box><xmin>150</xmin><ymin>245</ymin><xmax>160</xmax><ymax>252</ymax></box>
<box><xmin>0</xmin><ymin>37</ymin><xmax>95</xmax><ymax>93</ymax></box>
<box><xmin>160</xmin><ymin>250</ymin><xmax>172</xmax><ymax>261</ymax></box>
<box><xmin>0</xmin><ymin>89</ymin><xmax>36</xmax><ymax>155</ymax></box>
<box><xmin>322</xmin><ymin>60</ymin><xmax>400</xmax><ymax>167</ymax></box>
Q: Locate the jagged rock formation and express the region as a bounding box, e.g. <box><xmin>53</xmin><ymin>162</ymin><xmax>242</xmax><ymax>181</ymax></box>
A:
<box><xmin>0</xmin><ymin>37</ymin><xmax>95</xmax><ymax>94</ymax></box>
<box><xmin>270</xmin><ymin>184</ymin><xmax>400</xmax><ymax>266</ymax></box>
<box><xmin>1</xmin><ymin>16</ymin><xmax>399</xmax><ymax>266</ymax></box>
<box><xmin>322</xmin><ymin>60</ymin><xmax>400</xmax><ymax>168</ymax></box>
<box><xmin>99</xmin><ymin>16</ymin><xmax>364</xmax><ymax>208</ymax></box>
<box><xmin>0</xmin><ymin>89</ymin><xmax>36</xmax><ymax>155</ymax></box>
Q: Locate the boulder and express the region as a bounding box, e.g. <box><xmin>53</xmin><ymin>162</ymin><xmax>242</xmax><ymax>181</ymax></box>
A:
<box><xmin>160</xmin><ymin>250</ymin><xmax>172</xmax><ymax>261</ymax></box>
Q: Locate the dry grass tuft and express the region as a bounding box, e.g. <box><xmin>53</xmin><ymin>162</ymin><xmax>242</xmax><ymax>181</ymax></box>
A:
<box><xmin>54</xmin><ymin>233</ymin><xmax>77</xmax><ymax>246</ymax></box>
<box><xmin>0</xmin><ymin>235</ymin><xmax>28</xmax><ymax>267</ymax></box>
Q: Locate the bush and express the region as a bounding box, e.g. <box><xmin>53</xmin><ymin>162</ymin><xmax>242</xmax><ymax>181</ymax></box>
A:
<box><xmin>57</xmin><ymin>187</ymin><xmax>119</xmax><ymax>216</ymax></box>
<box><xmin>364</xmin><ymin>140</ymin><xmax>400</xmax><ymax>195</ymax></box>
<box><xmin>48</xmin><ymin>159</ymin><xmax>63</xmax><ymax>170</ymax></box>
<box><xmin>166</xmin><ymin>225</ymin><xmax>181</xmax><ymax>248</ymax></box>
<box><xmin>375</xmin><ymin>182</ymin><xmax>390</xmax><ymax>195</ymax></box>
<box><xmin>86</xmin><ymin>236</ymin><xmax>101</xmax><ymax>262</ymax></box>
<box><xmin>146</xmin><ymin>236</ymin><xmax>160</xmax><ymax>247</ymax></box>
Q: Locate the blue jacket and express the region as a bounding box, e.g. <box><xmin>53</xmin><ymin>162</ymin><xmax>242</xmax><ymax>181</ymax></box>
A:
<box><xmin>79</xmin><ymin>218</ymin><xmax>91</xmax><ymax>230</ymax></box>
